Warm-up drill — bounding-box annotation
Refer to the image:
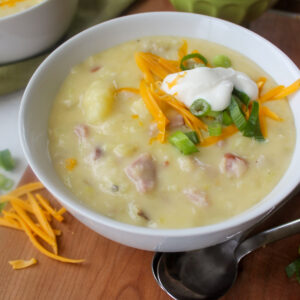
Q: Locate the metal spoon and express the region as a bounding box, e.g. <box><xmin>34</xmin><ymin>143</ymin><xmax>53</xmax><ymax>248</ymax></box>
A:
<box><xmin>153</xmin><ymin>218</ymin><xmax>300</xmax><ymax>300</ymax></box>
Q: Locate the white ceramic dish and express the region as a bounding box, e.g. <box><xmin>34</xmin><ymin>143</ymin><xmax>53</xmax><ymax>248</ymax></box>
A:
<box><xmin>0</xmin><ymin>0</ymin><xmax>78</xmax><ymax>64</ymax></box>
<box><xmin>19</xmin><ymin>12</ymin><xmax>300</xmax><ymax>252</ymax></box>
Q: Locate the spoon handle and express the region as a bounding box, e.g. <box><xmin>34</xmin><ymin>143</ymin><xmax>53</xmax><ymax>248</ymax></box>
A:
<box><xmin>235</xmin><ymin>218</ymin><xmax>300</xmax><ymax>262</ymax></box>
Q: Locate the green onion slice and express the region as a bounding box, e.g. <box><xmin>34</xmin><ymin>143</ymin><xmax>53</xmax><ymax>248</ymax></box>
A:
<box><xmin>243</xmin><ymin>101</ymin><xmax>264</xmax><ymax>141</ymax></box>
<box><xmin>222</xmin><ymin>110</ymin><xmax>233</xmax><ymax>125</ymax></box>
<box><xmin>208</xmin><ymin>122</ymin><xmax>222</xmax><ymax>136</ymax></box>
<box><xmin>233</xmin><ymin>88</ymin><xmax>250</xmax><ymax>107</ymax></box>
<box><xmin>190</xmin><ymin>99</ymin><xmax>211</xmax><ymax>117</ymax></box>
<box><xmin>0</xmin><ymin>149</ymin><xmax>15</xmax><ymax>171</ymax></box>
<box><xmin>0</xmin><ymin>173</ymin><xmax>14</xmax><ymax>191</ymax></box>
<box><xmin>228</xmin><ymin>96</ymin><xmax>247</xmax><ymax>132</ymax></box>
<box><xmin>206</xmin><ymin>110</ymin><xmax>222</xmax><ymax>118</ymax></box>
<box><xmin>212</xmin><ymin>55</ymin><xmax>231</xmax><ymax>68</ymax></box>
<box><xmin>180</xmin><ymin>53</ymin><xmax>208</xmax><ymax>70</ymax></box>
<box><xmin>169</xmin><ymin>131</ymin><xmax>198</xmax><ymax>155</ymax></box>
<box><xmin>184</xmin><ymin>131</ymin><xmax>199</xmax><ymax>144</ymax></box>
<box><xmin>286</xmin><ymin>258</ymin><xmax>300</xmax><ymax>283</ymax></box>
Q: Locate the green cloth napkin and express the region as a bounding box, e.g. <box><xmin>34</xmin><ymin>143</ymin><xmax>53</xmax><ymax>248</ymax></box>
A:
<box><xmin>0</xmin><ymin>0</ymin><xmax>136</xmax><ymax>96</ymax></box>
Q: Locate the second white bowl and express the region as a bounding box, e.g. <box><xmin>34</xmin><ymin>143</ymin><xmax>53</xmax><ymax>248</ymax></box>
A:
<box><xmin>0</xmin><ymin>0</ymin><xmax>78</xmax><ymax>64</ymax></box>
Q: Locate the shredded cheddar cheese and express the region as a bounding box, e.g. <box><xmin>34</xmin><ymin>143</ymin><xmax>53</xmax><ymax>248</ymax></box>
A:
<box><xmin>0</xmin><ymin>182</ymin><xmax>84</xmax><ymax>268</ymax></box>
<box><xmin>0</xmin><ymin>0</ymin><xmax>26</xmax><ymax>7</ymax></box>
<box><xmin>261</xmin><ymin>106</ymin><xmax>283</xmax><ymax>121</ymax></box>
<box><xmin>201</xmin><ymin>125</ymin><xmax>239</xmax><ymax>147</ymax></box>
<box><xmin>65</xmin><ymin>158</ymin><xmax>77</xmax><ymax>171</ymax></box>
<box><xmin>140</xmin><ymin>80</ymin><xmax>169</xmax><ymax>143</ymax></box>
<box><xmin>178</xmin><ymin>40</ymin><xmax>188</xmax><ymax>61</ymax></box>
<box><xmin>167</xmin><ymin>72</ymin><xmax>187</xmax><ymax>89</ymax></box>
<box><xmin>259</xmin><ymin>85</ymin><xmax>285</xmax><ymax>102</ymax></box>
<box><xmin>9</xmin><ymin>258</ymin><xmax>37</xmax><ymax>270</ymax></box>
<box><xmin>272</xmin><ymin>79</ymin><xmax>300</xmax><ymax>100</ymax></box>
<box><xmin>124</xmin><ymin>40</ymin><xmax>300</xmax><ymax>145</ymax></box>
<box><xmin>116</xmin><ymin>87</ymin><xmax>140</xmax><ymax>94</ymax></box>
<box><xmin>256</xmin><ymin>77</ymin><xmax>267</xmax><ymax>96</ymax></box>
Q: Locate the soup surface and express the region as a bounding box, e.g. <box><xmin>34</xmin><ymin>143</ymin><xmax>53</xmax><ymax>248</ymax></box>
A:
<box><xmin>48</xmin><ymin>37</ymin><xmax>295</xmax><ymax>229</ymax></box>
<box><xmin>0</xmin><ymin>0</ymin><xmax>43</xmax><ymax>18</ymax></box>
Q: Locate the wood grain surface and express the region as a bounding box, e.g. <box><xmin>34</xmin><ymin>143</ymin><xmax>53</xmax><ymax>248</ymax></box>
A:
<box><xmin>1</xmin><ymin>1</ymin><xmax>300</xmax><ymax>299</ymax></box>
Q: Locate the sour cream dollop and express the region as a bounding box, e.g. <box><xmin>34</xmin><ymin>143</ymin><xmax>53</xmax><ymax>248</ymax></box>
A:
<box><xmin>161</xmin><ymin>67</ymin><xmax>258</xmax><ymax>111</ymax></box>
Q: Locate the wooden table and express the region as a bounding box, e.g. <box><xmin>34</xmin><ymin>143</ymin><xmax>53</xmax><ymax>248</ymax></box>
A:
<box><xmin>1</xmin><ymin>1</ymin><xmax>300</xmax><ymax>299</ymax></box>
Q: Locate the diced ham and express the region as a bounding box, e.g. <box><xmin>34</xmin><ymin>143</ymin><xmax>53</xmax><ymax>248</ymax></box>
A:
<box><xmin>183</xmin><ymin>188</ymin><xmax>209</xmax><ymax>207</ymax></box>
<box><xmin>125</xmin><ymin>153</ymin><xmax>156</xmax><ymax>193</ymax></box>
<box><xmin>137</xmin><ymin>209</ymin><xmax>150</xmax><ymax>221</ymax></box>
<box><xmin>90</xmin><ymin>66</ymin><xmax>101</xmax><ymax>73</ymax></box>
<box><xmin>74</xmin><ymin>124</ymin><xmax>89</xmax><ymax>139</ymax></box>
<box><xmin>219</xmin><ymin>153</ymin><xmax>248</xmax><ymax>178</ymax></box>
<box><xmin>167</xmin><ymin>113</ymin><xmax>184</xmax><ymax>129</ymax></box>
<box><xmin>93</xmin><ymin>147</ymin><xmax>102</xmax><ymax>160</ymax></box>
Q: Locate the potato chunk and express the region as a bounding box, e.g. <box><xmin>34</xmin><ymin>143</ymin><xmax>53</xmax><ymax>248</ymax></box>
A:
<box><xmin>82</xmin><ymin>81</ymin><xmax>115</xmax><ymax>123</ymax></box>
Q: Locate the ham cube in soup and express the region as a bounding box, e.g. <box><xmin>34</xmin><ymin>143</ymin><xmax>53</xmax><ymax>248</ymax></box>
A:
<box><xmin>184</xmin><ymin>189</ymin><xmax>209</xmax><ymax>207</ymax></box>
<box><xmin>74</xmin><ymin>124</ymin><xmax>89</xmax><ymax>139</ymax></box>
<box><xmin>219</xmin><ymin>153</ymin><xmax>248</xmax><ymax>178</ymax></box>
<box><xmin>125</xmin><ymin>153</ymin><xmax>156</xmax><ymax>193</ymax></box>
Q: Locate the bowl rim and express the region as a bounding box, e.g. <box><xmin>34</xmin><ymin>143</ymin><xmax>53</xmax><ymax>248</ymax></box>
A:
<box><xmin>0</xmin><ymin>0</ymin><xmax>51</xmax><ymax>22</ymax></box>
<box><xmin>19</xmin><ymin>11</ymin><xmax>300</xmax><ymax>238</ymax></box>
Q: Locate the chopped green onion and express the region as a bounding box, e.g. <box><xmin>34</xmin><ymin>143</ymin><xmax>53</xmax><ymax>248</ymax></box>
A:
<box><xmin>228</xmin><ymin>96</ymin><xmax>247</xmax><ymax>132</ymax></box>
<box><xmin>243</xmin><ymin>101</ymin><xmax>264</xmax><ymax>141</ymax></box>
<box><xmin>180</xmin><ymin>53</ymin><xmax>208</xmax><ymax>70</ymax></box>
<box><xmin>222</xmin><ymin>110</ymin><xmax>233</xmax><ymax>125</ymax></box>
<box><xmin>184</xmin><ymin>131</ymin><xmax>199</xmax><ymax>144</ymax></box>
<box><xmin>212</xmin><ymin>55</ymin><xmax>231</xmax><ymax>68</ymax></box>
<box><xmin>233</xmin><ymin>88</ymin><xmax>250</xmax><ymax>107</ymax></box>
<box><xmin>190</xmin><ymin>99</ymin><xmax>211</xmax><ymax>117</ymax></box>
<box><xmin>286</xmin><ymin>258</ymin><xmax>300</xmax><ymax>283</ymax></box>
<box><xmin>169</xmin><ymin>131</ymin><xmax>198</xmax><ymax>155</ymax></box>
<box><xmin>0</xmin><ymin>173</ymin><xmax>14</xmax><ymax>191</ymax></box>
<box><xmin>206</xmin><ymin>110</ymin><xmax>222</xmax><ymax>118</ymax></box>
<box><xmin>208</xmin><ymin>122</ymin><xmax>222</xmax><ymax>136</ymax></box>
<box><xmin>0</xmin><ymin>149</ymin><xmax>15</xmax><ymax>171</ymax></box>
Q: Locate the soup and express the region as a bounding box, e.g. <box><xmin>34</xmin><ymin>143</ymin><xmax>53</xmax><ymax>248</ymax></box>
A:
<box><xmin>48</xmin><ymin>37</ymin><xmax>295</xmax><ymax>229</ymax></box>
<box><xmin>0</xmin><ymin>0</ymin><xmax>44</xmax><ymax>18</ymax></box>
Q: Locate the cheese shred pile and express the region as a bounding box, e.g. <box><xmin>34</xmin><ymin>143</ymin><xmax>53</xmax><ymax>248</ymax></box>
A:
<box><xmin>0</xmin><ymin>182</ymin><xmax>84</xmax><ymax>269</ymax></box>
<box><xmin>117</xmin><ymin>40</ymin><xmax>300</xmax><ymax>146</ymax></box>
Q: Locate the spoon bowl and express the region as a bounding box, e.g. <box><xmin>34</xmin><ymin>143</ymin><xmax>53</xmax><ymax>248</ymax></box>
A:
<box><xmin>154</xmin><ymin>218</ymin><xmax>300</xmax><ymax>299</ymax></box>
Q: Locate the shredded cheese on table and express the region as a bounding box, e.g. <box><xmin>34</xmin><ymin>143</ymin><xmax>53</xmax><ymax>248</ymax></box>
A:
<box><xmin>9</xmin><ymin>258</ymin><xmax>37</xmax><ymax>270</ymax></box>
<box><xmin>0</xmin><ymin>182</ymin><xmax>84</xmax><ymax>268</ymax></box>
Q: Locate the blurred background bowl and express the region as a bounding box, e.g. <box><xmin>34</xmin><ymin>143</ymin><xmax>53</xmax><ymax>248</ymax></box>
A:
<box><xmin>170</xmin><ymin>0</ymin><xmax>278</xmax><ymax>25</ymax></box>
<box><xmin>0</xmin><ymin>0</ymin><xmax>78</xmax><ymax>65</ymax></box>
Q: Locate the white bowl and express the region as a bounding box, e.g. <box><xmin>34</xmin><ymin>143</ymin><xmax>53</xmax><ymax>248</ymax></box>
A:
<box><xmin>0</xmin><ymin>0</ymin><xmax>78</xmax><ymax>64</ymax></box>
<box><xmin>19</xmin><ymin>12</ymin><xmax>300</xmax><ymax>252</ymax></box>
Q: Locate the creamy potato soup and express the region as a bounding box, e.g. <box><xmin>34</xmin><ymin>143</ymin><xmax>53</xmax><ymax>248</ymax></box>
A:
<box><xmin>48</xmin><ymin>37</ymin><xmax>295</xmax><ymax>229</ymax></box>
<box><xmin>0</xmin><ymin>0</ymin><xmax>44</xmax><ymax>18</ymax></box>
